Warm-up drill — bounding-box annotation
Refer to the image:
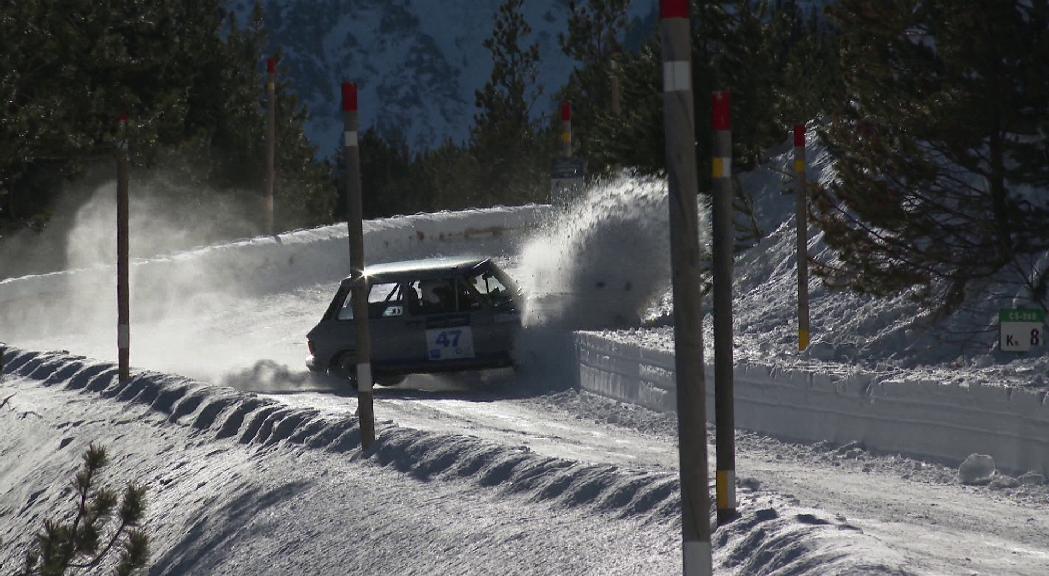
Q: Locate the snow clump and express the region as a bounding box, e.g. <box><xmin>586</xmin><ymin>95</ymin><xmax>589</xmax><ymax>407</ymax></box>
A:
<box><xmin>958</xmin><ymin>453</ymin><xmax>996</xmax><ymax>485</ymax></box>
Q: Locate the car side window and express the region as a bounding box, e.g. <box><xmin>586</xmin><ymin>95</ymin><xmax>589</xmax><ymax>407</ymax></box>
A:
<box><xmin>408</xmin><ymin>279</ymin><xmax>457</xmax><ymax>315</ymax></box>
<box><xmin>369</xmin><ymin>282</ymin><xmax>404</xmax><ymax>319</ymax></box>
<box><xmin>337</xmin><ymin>290</ymin><xmax>354</xmax><ymax>320</ymax></box>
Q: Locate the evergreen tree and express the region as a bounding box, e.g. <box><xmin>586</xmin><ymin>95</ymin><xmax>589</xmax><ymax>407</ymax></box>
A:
<box><xmin>18</xmin><ymin>445</ymin><xmax>149</xmax><ymax>576</ymax></box>
<box><xmin>472</xmin><ymin>0</ymin><xmax>551</xmax><ymax>205</ymax></box>
<box><xmin>0</xmin><ymin>0</ymin><xmax>333</xmax><ymax>232</ymax></box>
<box><xmin>813</xmin><ymin>0</ymin><xmax>1049</xmax><ymax>312</ymax></box>
<box><xmin>558</xmin><ymin>0</ymin><xmax>631</xmax><ymax>173</ymax></box>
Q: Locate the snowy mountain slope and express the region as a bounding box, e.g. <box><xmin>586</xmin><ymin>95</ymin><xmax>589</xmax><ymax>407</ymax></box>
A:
<box><xmin>227</xmin><ymin>0</ymin><xmax>658</xmax><ymax>157</ymax></box>
<box><xmin>0</xmin><ymin>347</ymin><xmax>924</xmax><ymax>575</ymax></box>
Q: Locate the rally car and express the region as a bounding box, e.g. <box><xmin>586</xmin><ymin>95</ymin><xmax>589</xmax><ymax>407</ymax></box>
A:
<box><xmin>306</xmin><ymin>257</ymin><xmax>522</xmax><ymax>386</ymax></box>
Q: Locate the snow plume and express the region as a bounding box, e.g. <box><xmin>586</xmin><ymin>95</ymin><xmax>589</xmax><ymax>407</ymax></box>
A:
<box><xmin>517</xmin><ymin>174</ymin><xmax>707</xmax><ymax>330</ymax></box>
<box><xmin>0</xmin><ymin>173</ymin><xmax>270</xmax><ymax>381</ymax></box>
<box><xmin>221</xmin><ymin>360</ymin><xmax>342</xmax><ymax>394</ymax></box>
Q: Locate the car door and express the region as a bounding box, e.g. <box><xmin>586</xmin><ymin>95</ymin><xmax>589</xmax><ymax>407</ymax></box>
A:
<box><xmin>366</xmin><ymin>280</ymin><xmax>413</xmax><ymax>367</ymax></box>
<box><xmin>406</xmin><ymin>277</ymin><xmax>476</xmax><ymax>367</ymax></box>
<box><xmin>462</xmin><ymin>266</ymin><xmax>518</xmax><ymax>363</ymax></box>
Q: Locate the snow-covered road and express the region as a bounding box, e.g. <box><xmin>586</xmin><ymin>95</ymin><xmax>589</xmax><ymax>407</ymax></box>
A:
<box><xmin>261</xmin><ymin>376</ymin><xmax>1049</xmax><ymax>576</ymax></box>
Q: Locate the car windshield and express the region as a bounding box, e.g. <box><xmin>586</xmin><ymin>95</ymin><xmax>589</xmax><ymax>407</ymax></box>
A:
<box><xmin>467</xmin><ymin>267</ymin><xmax>515</xmax><ymax>310</ymax></box>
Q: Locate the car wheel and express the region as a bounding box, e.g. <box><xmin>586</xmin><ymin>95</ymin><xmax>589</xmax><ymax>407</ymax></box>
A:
<box><xmin>331</xmin><ymin>353</ymin><xmax>359</xmax><ymax>391</ymax></box>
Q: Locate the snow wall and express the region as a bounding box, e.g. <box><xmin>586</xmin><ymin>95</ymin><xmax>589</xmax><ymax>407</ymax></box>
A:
<box><xmin>576</xmin><ymin>332</ymin><xmax>1049</xmax><ymax>476</ymax></box>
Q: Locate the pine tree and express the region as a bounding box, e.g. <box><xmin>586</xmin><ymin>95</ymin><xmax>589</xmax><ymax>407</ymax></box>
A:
<box><xmin>557</xmin><ymin>0</ymin><xmax>631</xmax><ymax>173</ymax></box>
<box><xmin>18</xmin><ymin>445</ymin><xmax>149</xmax><ymax>576</ymax></box>
<box><xmin>0</xmin><ymin>0</ymin><xmax>334</xmax><ymax>232</ymax></box>
<box><xmin>814</xmin><ymin>0</ymin><xmax>1049</xmax><ymax>312</ymax></box>
<box><xmin>472</xmin><ymin>0</ymin><xmax>550</xmax><ymax>205</ymax></box>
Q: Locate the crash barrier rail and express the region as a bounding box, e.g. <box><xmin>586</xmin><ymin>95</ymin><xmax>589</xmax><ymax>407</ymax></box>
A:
<box><xmin>576</xmin><ymin>331</ymin><xmax>1049</xmax><ymax>476</ymax></box>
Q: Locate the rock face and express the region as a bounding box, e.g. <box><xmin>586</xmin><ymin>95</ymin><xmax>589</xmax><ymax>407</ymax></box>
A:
<box><xmin>958</xmin><ymin>453</ymin><xmax>996</xmax><ymax>485</ymax></box>
<box><xmin>227</xmin><ymin>0</ymin><xmax>658</xmax><ymax>157</ymax></box>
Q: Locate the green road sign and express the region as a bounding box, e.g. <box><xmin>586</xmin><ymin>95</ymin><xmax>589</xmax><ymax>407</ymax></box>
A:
<box><xmin>1000</xmin><ymin>308</ymin><xmax>1046</xmax><ymax>352</ymax></box>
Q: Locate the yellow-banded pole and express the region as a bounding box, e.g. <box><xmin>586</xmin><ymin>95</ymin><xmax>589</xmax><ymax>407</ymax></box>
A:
<box><xmin>712</xmin><ymin>90</ymin><xmax>736</xmax><ymax>526</ymax></box>
<box><xmin>794</xmin><ymin>124</ymin><xmax>810</xmax><ymax>351</ymax></box>
<box><xmin>561</xmin><ymin>101</ymin><xmax>572</xmax><ymax>158</ymax></box>
<box><xmin>343</xmin><ymin>82</ymin><xmax>376</xmax><ymax>449</ymax></box>
<box><xmin>661</xmin><ymin>1</ymin><xmax>713</xmax><ymax>574</ymax></box>
<box><xmin>116</xmin><ymin>115</ymin><xmax>130</xmax><ymax>384</ymax></box>
<box><xmin>265</xmin><ymin>57</ymin><xmax>277</xmax><ymax>235</ymax></box>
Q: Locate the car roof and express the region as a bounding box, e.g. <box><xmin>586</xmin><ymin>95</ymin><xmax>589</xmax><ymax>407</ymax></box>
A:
<box><xmin>341</xmin><ymin>256</ymin><xmax>491</xmax><ymax>284</ymax></box>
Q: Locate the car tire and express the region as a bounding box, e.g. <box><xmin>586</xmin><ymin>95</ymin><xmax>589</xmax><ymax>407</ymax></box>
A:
<box><xmin>331</xmin><ymin>353</ymin><xmax>359</xmax><ymax>391</ymax></box>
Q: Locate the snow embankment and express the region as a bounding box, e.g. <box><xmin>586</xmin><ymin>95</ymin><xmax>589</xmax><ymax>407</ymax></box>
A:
<box><xmin>0</xmin><ymin>346</ymin><xmax>911</xmax><ymax>575</ymax></box>
<box><xmin>576</xmin><ymin>332</ymin><xmax>1049</xmax><ymax>477</ymax></box>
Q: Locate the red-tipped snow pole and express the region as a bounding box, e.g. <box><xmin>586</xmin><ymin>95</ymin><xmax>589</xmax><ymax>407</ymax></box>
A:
<box><xmin>711</xmin><ymin>90</ymin><xmax>736</xmax><ymax>528</ymax></box>
<box><xmin>116</xmin><ymin>114</ymin><xmax>130</xmax><ymax>384</ymax></box>
<box><xmin>660</xmin><ymin>0</ymin><xmax>713</xmax><ymax>573</ymax></box>
<box><xmin>265</xmin><ymin>56</ymin><xmax>277</xmax><ymax>235</ymax></box>
<box><xmin>794</xmin><ymin>124</ymin><xmax>810</xmax><ymax>351</ymax></box>
<box><xmin>561</xmin><ymin>101</ymin><xmax>572</xmax><ymax>158</ymax></box>
<box><xmin>341</xmin><ymin>82</ymin><xmax>375</xmax><ymax>450</ymax></box>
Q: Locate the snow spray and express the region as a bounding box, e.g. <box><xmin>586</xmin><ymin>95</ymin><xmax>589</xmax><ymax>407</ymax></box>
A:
<box><xmin>517</xmin><ymin>173</ymin><xmax>708</xmax><ymax>330</ymax></box>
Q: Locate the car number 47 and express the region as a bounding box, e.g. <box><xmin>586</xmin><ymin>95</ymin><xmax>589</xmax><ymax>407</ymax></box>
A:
<box><xmin>435</xmin><ymin>330</ymin><xmax>461</xmax><ymax>348</ymax></box>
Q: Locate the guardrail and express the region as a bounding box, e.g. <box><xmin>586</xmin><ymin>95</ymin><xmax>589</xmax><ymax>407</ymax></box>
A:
<box><xmin>576</xmin><ymin>331</ymin><xmax>1049</xmax><ymax>475</ymax></box>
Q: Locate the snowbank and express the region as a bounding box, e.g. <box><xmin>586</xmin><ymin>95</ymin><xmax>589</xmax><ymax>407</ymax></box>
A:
<box><xmin>576</xmin><ymin>331</ymin><xmax>1049</xmax><ymax>476</ymax></box>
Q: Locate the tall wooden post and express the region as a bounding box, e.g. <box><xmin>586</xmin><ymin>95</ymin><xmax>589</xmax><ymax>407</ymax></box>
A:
<box><xmin>712</xmin><ymin>90</ymin><xmax>736</xmax><ymax>525</ymax></box>
<box><xmin>561</xmin><ymin>101</ymin><xmax>573</xmax><ymax>159</ymax></box>
<box><xmin>794</xmin><ymin>124</ymin><xmax>810</xmax><ymax>351</ymax></box>
<box><xmin>342</xmin><ymin>82</ymin><xmax>375</xmax><ymax>449</ymax></box>
<box><xmin>660</xmin><ymin>1</ymin><xmax>713</xmax><ymax>574</ymax></box>
<box><xmin>116</xmin><ymin>115</ymin><xmax>130</xmax><ymax>384</ymax></box>
<box><xmin>265</xmin><ymin>57</ymin><xmax>277</xmax><ymax>235</ymax></box>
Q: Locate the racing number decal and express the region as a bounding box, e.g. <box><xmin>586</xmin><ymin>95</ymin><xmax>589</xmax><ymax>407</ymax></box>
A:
<box><xmin>426</xmin><ymin>327</ymin><xmax>475</xmax><ymax>360</ymax></box>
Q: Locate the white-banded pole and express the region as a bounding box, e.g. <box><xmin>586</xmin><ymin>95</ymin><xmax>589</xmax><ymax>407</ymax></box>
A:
<box><xmin>561</xmin><ymin>101</ymin><xmax>573</xmax><ymax>159</ymax></box>
<box><xmin>712</xmin><ymin>90</ymin><xmax>736</xmax><ymax>525</ymax></box>
<box><xmin>661</xmin><ymin>1</ymin><xmax>713</xmax><ymax>574</ymax></box>
<box><xmin>265</xmin><ymin>57</ymin><xmax>277</xmax><ymax>235</ymax></box>
<box><xmin>116</xmin><ymin>114</ymin><xmax>130</xmax><ymax>384</ymax></box>
<box><xmin>342</xmin><ymin>82</ymin><xmax>375</xmax><ymax>449</ymax></box>
<box><xmin>794</xmin><ymin>124</ymin><xmax>810</xmax><ymax>351</ymax></box>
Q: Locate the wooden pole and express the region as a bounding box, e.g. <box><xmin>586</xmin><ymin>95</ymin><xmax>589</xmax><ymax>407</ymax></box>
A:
<box><xmin>660</xmin><ymin>1</ymin><xmax>713</xmax><ymax>574</ymax></box>
<box><xmin>561</xmin><ymin>101</ymin><xmax>573</xmax><ymax>159</ymax></box>
<box><xmin>116</xmin><ymin>115</ymin><xmax>130</xmax><ymax>384</ymax></box>
<box><xmin>342</xmin><ymin>82</ymin><xmax>375</xmax><ymax>449</ymax></box>
<box><xmin>794</xmin><ymin>124</ymin><xmax>810</xmax><ymax>351</ymax></box>
<box><xmin>265</xmin><ymin>57</ymin><xmax>277</xmax><ymax>235</ymax></box>
<box><xmin>712</xmin><ymin>90</ymin><xmax>736</xmax><ymax>525</ymax></box>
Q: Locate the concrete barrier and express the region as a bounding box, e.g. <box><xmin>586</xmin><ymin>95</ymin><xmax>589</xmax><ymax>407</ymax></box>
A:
<box><xmin>576</xmin><ymin>332</ymin><xmax>1049</xmax><ymax>475</ymax></box>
